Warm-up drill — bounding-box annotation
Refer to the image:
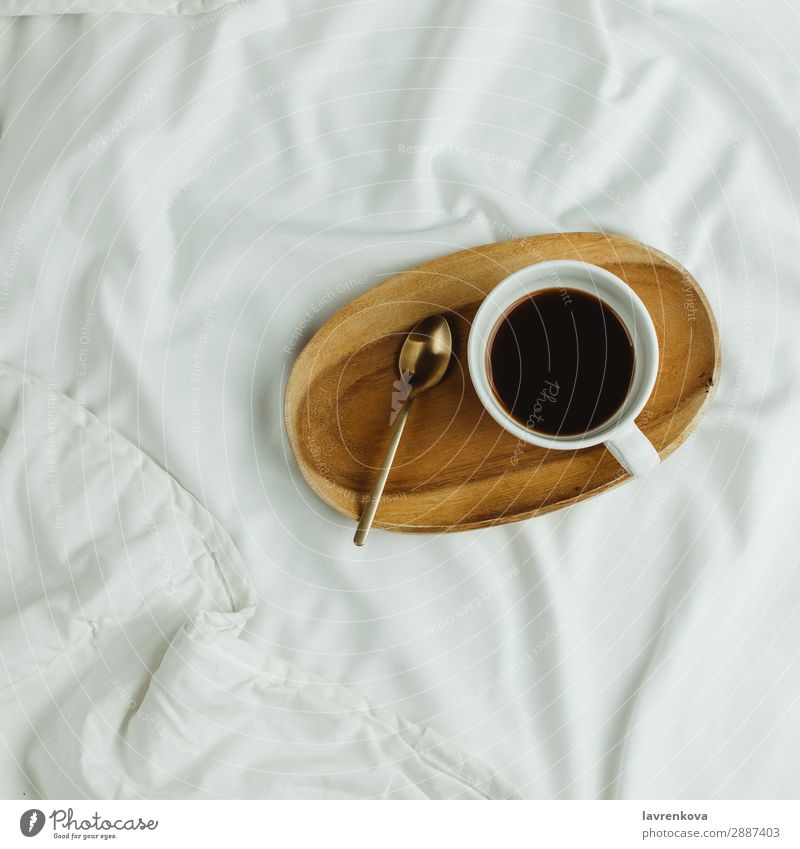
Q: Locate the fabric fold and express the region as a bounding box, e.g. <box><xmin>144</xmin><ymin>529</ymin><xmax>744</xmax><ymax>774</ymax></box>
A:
<box><xmin>0</xmin><ymin>365</ymin><xmax>514</xmax><ymax>799</ymax></box>
<box><xmin>0</xmin><ymin>0</ymin><xmax>238</xmax><ymax>15</ymax></box>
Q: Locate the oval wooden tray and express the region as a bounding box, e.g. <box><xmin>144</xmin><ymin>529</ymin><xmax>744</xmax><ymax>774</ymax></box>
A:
<box><xmin>284</xmin><ymin>233</ymin><xmax>720</xmax><ymax>533</ymax></box>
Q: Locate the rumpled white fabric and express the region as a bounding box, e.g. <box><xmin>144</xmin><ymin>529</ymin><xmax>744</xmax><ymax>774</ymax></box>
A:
<box><xmin>0</xmin><ymin>0</ymin><xmax>798</xmax><ymax>799</ymax></box>
<box><xmin>0</xmin><ymin>365</ymin><xmax>515</xmax><ymax>798</ymax></box>
<box><xmin>0</xmin><ymin>0</ymin><xmax>234</xmax><ymax>15</ymax></box>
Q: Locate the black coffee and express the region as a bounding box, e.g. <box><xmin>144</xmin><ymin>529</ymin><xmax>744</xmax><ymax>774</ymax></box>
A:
<box><xmin>487</xmin><ymin>288</ymin><xmax>634</xmax><ymax>437</ymax></box>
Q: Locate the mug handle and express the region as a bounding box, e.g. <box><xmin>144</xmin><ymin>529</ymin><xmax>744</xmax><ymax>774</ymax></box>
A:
<box><xmin>604</xmin><ymin>422</ymin><xmax>660</xmax><ymax>478</ymax></box>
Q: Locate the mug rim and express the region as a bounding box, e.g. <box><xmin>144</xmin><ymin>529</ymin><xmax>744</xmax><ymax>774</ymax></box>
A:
<box><xmin>467</xmin><ymin>259</ymin><xmax>659</xmax><ymax>450</ymax></box>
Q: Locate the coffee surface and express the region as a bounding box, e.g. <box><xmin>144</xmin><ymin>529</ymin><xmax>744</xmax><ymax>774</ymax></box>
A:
<box><xmin>487</xmin><ymin>287</ymin><xmax>634</xmax><ymax>436</ymax></box>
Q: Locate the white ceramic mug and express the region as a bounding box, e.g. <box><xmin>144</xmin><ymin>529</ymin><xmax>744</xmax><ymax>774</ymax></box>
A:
<box><xmin>467</xmin><ymin>259</ymin><xmax>660</xmax><ymax>477</ymax></box>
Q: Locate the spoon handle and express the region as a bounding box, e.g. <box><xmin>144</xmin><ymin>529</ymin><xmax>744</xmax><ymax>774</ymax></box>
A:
<box><xmin>354</xmin><ymin>396</ymin><xmax>413</xmax><ymax>546</ymax></box>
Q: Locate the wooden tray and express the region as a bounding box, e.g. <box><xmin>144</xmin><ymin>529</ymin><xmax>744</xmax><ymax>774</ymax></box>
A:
<box><xmin>284</xmin><ymin>233</ymin><xmax>720</xmax><ymax>532</ymax></box>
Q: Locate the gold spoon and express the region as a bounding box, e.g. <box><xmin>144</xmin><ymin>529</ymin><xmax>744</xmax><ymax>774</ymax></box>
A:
<box><xmin>354</xmin><ymin>314</ymin><xmax>453</xmax><ymax>546</ymax></box>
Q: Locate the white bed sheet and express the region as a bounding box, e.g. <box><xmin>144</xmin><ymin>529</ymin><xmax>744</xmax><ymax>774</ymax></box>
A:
<box><xmin>0</xmin><ymin>0</ymin><xmax>798</xmax><ymax>798</ymax></box>
<box><xmin>0</xmin><ymin>0</ymin><xmax>232</xmax><ymax>16</ymax></box>
<box><xmin>0</xmin><ymin>364</ymin><xmax>513</xmax><ymax>799</ymax></box>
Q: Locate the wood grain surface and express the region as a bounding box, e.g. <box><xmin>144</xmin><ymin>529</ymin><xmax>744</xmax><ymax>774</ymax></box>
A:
<box><xmin>284</xmin><ymin>232</ymin><xmax>721</xmax><ymax>533</ymax></box>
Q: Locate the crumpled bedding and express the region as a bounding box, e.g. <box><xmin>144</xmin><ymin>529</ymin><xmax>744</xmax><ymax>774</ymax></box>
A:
<box><xmin>0</xmin><ymin>0</ymin><xmax>798</xmax><ymax>799</ymax></box>
<box><xmin>0</xmin><ymin>364</ymin><xmax>515</xmax><ymax>798</ymax></box>
<box><xmin>0</xmin><ymin>0</ymin><xmax>232</xmax><ymax>15</ymax></box>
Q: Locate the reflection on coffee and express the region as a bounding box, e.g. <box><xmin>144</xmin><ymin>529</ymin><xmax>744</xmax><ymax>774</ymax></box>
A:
<box><xmin>487</xmin><ymin>288</ymin><xmax>634</xmax><ymax>437</ymax></box>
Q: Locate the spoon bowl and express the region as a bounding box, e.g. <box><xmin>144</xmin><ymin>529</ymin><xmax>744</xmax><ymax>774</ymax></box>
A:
<box><xmin>398</xmin><ymin>315</ymin><xmax>453</xmax><ymax>393</ymax></box>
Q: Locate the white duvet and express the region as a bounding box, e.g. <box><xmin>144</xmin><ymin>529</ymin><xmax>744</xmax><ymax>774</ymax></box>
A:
<box><xmin>0</xmin><ymin>0</ymin><xmax>798</xmax><ymax>799</ymax></box>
